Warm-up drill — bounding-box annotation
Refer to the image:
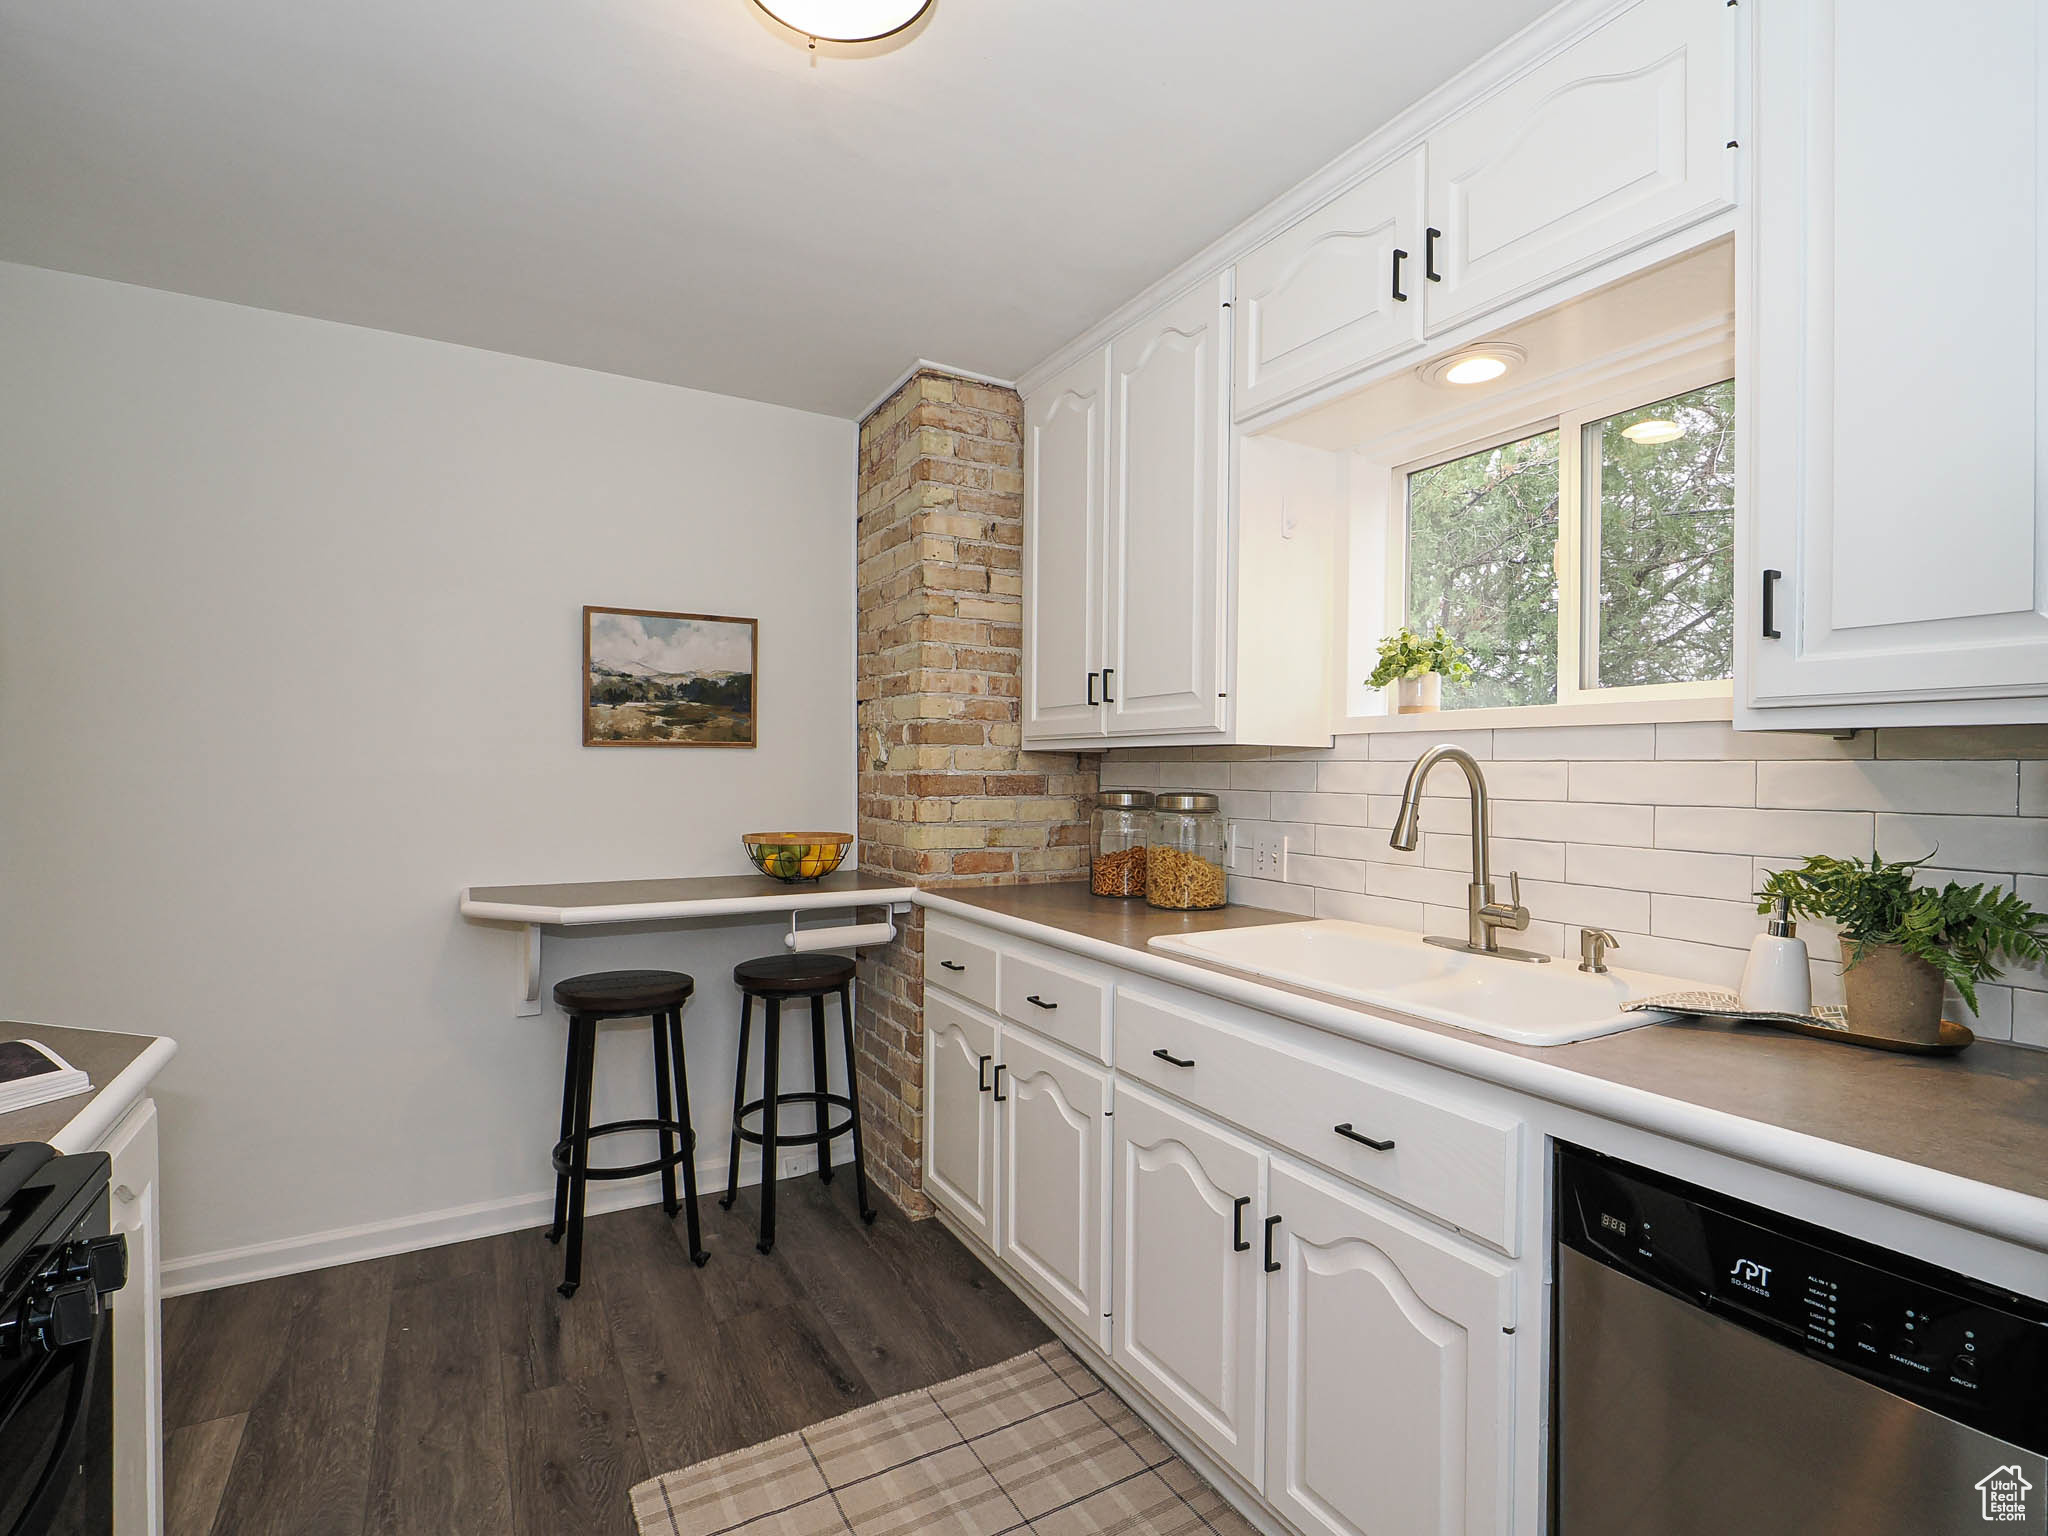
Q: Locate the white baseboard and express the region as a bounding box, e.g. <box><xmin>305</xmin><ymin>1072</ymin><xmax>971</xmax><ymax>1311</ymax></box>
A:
<box><xmin>162</xmin><ymin>1142</ymin><xmax>845</xmax><ymax>1297</ymax></box>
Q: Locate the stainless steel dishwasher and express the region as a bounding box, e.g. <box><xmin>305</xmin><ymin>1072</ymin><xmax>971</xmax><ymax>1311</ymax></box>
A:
<box><xmin>1554</xmin><ymin>1144</ymin><xmax>2048</xmax><ymax>1533</ymax></box>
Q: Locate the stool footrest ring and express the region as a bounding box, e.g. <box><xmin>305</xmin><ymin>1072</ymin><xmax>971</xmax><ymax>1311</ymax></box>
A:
<box><xmin>733</xmin><ymin>1091</ymin><xmax>858</xmax><ymax>1149</ymax></box>
<box><xmin>552</xmin><ymin>1117</ymin><xmax>698</xmax><ymax>1181</ymax></box>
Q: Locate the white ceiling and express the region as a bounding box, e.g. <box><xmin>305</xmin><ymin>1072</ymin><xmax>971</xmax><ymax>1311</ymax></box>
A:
<box><xmin>0</xmin><ymin>0</ymin><xmax>1558</xmax><ymax>418</ymax></box>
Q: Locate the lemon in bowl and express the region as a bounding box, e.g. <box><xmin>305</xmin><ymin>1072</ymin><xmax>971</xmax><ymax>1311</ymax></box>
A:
<box><xmin>743</xmin><ymin>832</ymin><xmax>852</xmax><ymax>884</ymax></box>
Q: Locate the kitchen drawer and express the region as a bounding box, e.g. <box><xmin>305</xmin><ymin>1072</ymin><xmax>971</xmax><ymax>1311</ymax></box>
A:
<box><xmin>1000</xmin><ymin>951</ymin><xmax>1111</xmax><ymax>1064</ymax></box>
<box><xmin>927</xmin><ymin>917</ymin><xmax>1001</xmax><ymax>1014</ymax></box>
<box><xmin>1116</xmin><ymin>988</ymin><xmax>1521</xmax><ymax>1253</ymax></box>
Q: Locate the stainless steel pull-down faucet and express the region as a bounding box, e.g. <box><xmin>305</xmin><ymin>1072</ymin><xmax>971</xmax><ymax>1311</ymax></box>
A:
<box><xmin>1388</xmin><ymin>744</ymin><xmax>1550</xmax><ymax>963</ymax></box>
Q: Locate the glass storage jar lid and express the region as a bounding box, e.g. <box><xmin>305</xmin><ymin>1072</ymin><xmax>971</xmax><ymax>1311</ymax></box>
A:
<box><xmin>1098</xmin><ymin>790</ymin><xmax>1155</xmax><ymax>810</ymax></box>
<box><xmin>1154</xmin><ymin>791</ymin><xmax>1221</xmax><ymax>813</ymax></box>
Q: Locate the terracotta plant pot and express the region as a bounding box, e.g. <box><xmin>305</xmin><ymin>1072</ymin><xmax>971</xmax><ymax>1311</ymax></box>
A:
<box><xmin>1840</xmin><ymin>939</ymin><xmax>1947</xmax><ymax>1045</ymax></box>
<box><xmin>1396</xmin><ymin>672</ymin><xmax>1442</xmax><ymax>715</ymax></box>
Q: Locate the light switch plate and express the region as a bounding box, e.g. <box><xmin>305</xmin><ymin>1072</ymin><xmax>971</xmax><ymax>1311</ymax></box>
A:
<box><xmin>1252</xmin><ymin>829</ymin><xmax>1289</xmax><ymax>880</ymax></box>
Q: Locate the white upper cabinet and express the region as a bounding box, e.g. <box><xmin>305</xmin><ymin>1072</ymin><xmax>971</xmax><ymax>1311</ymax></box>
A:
<box><xmin>1106</xmin><ymin>273</ymin><xmax>1230</xmax><ymax>735</ymax></box>
<box><xmin>1742</xmin><ymin>0</ymin><xmax>2048</xmax><ymax>724</ymax></box>
<box><xmin>1023</xmin><ymin>347</ymin><xmax>1109</xmax><ymax>740</ymax></box>
<box><xmin>1424</xmin><ymin>0</ymin><xmax>1734</xmax><ymax>334</ymax></box>
<box><xmin>1233</xmin><ymin>149</ymin><xmax>1427</xmax><ymax>420</ymax></box>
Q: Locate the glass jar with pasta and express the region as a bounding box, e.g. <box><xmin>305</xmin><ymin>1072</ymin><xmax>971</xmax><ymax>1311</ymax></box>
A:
<box><xmin>1146</xmin><ymin>792</ymin><xmax>1228</xmax><ymax>911</ymax></box>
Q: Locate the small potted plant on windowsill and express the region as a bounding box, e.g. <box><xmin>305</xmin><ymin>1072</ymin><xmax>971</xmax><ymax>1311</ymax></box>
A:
<box><xmin>1757</xmin><ymin>854</ymin><xmax>2048</xmax><ymax>1046</ymax></box>
<box><xmin>1367</xmin><ymin>626</ymin><xmax>1473</xmax><ymax>715</ymax></box>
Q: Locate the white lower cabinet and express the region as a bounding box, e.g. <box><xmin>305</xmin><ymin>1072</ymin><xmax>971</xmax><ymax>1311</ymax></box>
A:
<box><xmin>997</xmin><ymin>1029</ymin><xmax>1111</xmax><ymax>1349</ymax></box>
<box><xmin>1262</xmin><ymin>1158</ymin><xmax>1515</xmax><ymax>1536</ymax></box>
<box><xmin>925</xmin><ymin>993</ymin><xmax>998</xmax><ymax>1248</ymax></box>
<box><xmin>1112</xmin><ymin>1083</ymin><xmax>1266</xmax><ymax>1484</ymax></box>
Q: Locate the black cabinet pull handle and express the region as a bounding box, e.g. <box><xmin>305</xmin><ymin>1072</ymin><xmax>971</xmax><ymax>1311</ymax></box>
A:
<box><xmin>1152</xmin><ymin>1048</ymin><xmax>1195</xmax><ymax>1069</ymax></box>
<box><xmin>1425</xmin><ymin>227</ymin><xmax>1442</xmax><ymax>281</ymax></box>
<box><xmin>1087</xmin><ymin>671</ymin><xmax>1100</xmax><ymax>706</ymax></box>
<box><xmin>1232</xmin><ymin>1195</ymin><xmax>1251</xmax><ymax>1252</ymax></box>
<box><xmin>1263</xmin><ymin>1215</ymin><xmax>1283</xmax><ymax>1273</ymax></box>
<box><xmin>1391</xmin><ymin>248</ymin><xmax>1409</xmax><ymax>302</ymax></box>
<box><xmin>940</xmin><ymin>959</ymin><xmax>966</xmax><ymax>972</ymax></box>
<box><xmin>1025</xmin><ymin>994</ymin><xmax>1057</xmax><ymax>1011</ymax></box>
<box><xmin>992</xmin><ymin>1063</ymin><xmax>1008</xmax><ymax>1102</ymax></box>
<box><xmin>1762</xmin><ymin>569</ymin><xmax>1783</xmax><ymax>640</ymax></box>
<box><xmin>1102</xmin><ymin>668</ymin><xmax>1116</xmax><ymax>703</ymax></box>
<box><xmin>1334</xmin><ymin>1123</ymin><xmax>1396</xmax><ymax>1152</ymax></box>
<box><xmin>977</xmin><ymin>1054</ymin><xmax>991</xmax><ymax>1092</ymax></box>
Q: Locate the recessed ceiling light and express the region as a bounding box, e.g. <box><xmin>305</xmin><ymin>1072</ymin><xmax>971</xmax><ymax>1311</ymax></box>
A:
<box><xmin>753</xmin><ymin>0</ymin><xmax>932</xmax><ymax>43</ymax></box>
<box><xmin>1621</xmin><ymin>419</ymin><xmax>1686</xmax><ymax>445</ymax></box>
<box><xmin>1417</xmin><ymin>343</ymin><xmax>1528</xmax><ymax>389</ymax></box>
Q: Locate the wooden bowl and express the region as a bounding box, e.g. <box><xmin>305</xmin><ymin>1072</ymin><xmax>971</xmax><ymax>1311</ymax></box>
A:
<box><xmin>743</xmin><ymin>832</ymin><xmax>852</xmax><ymax>884</ymax></box>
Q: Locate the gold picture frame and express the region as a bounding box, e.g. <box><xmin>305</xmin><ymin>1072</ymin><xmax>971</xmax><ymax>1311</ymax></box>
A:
<box><xmin>583</xmin><ymin>606</ymin><xmax>758</xmax><ymax>748</ymax></box>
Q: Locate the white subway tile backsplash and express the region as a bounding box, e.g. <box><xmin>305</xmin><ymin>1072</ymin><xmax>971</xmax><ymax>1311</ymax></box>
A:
<box><xmin>1876</xmin><ymin>726</ymin><xmax>2048</xmax><ymax>760</ymax></box>
<box><xmin>1285</xmin><ymin>853</ymin><xmax>1367</xmax><ymax>893</ymax></box>
<box><xmin>1655</xmin><ymin>722</ymin><xmax>1873</xmax><ymax>760</ymax></box>
<box><xmin>1492</xmin><ymin>799</ymin><xmax>1655</xmax><ymax>846</ymax></box>
<box><xmin>1225</xmin><ymin>875</ymin><xmax>1317</xmax><ymax>915</ymax></box>
<box><xmin>1367</xmin><ymin>862</ymin><xmax>1476</xmax><ymax>907</ymax></box>
<box><xmin>1423</xmin><ymin>832</ymin><xmax>1568</xmax><ymax>882</ymax></box>
<box><xmin>1365</xmin><ymin>729</ymin><xmax>1493</xmax><ymax>761</ymax></box>
<box><xmin>1229</xmin><ymin>759</ymin><xmax>1319</xmax><ymax>792</ymax></box>
<box><xmin>1519</xmin><ymin>879</ymin><xmax>1650</xmax><ymax>935</ymax></box>
<box><xmin>1570</xmin><ymin>760</ymin><xmax>1755</xmax><ymax>806</ymax></box>
<box><xmin>2024</xmin><ymin>761</ymin><xmax>2048</xmax><ymax>818</ymax></box>
<box><xmin>1493</xmin><ymin>723</ymin><xmax>1655</xmax><ymax>760</ymax></box>
<box><xmin>1315</xmin><ymin>889</ymin><xmax>1425</xmax><ymax>929</ymax></box>
<box><xmin>1657</xmin><ymin>806</ymin><xmax>1874</xmax><ymax>859</ymax></box>
<box><xmin>1951</xmin><ymin>982</ymin><xmax>2013</xmax><ymax>1041</ymax></box>
<box><xmin>1877</xmin><ymin>814</ymin><xmax>2048</xmax><ymax>875</ymax></box>
<box><xmin>1113</xmin><ymin>717</ymin><xmax>2048</xmax><ymax>1049</ymax></box>
<box><xmin>1757</xmin><ymin>759</ymin><xmax>2018</xmax><ymax>815</ymax></box>
<box><xmin>1571</xmin><ymin>844</ymin><xmax>1757</xmax><ymax>900</ymax></box>
<box><xmin>1650</xmin><ymin>894</ymin><xmax>1766</xmax><ymax>950</ymax></box>
<box><xmin>2015</xmin><ymin>988</ymin><xmax>2048</xmax><ymax>1048</ymax></box>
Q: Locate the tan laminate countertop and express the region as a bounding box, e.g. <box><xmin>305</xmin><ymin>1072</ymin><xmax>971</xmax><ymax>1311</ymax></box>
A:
<box><xmin>933</xmin><ymin>883</ymin><xmax>2048</xmax><ymax>1214</ymax></box>
<box><xmin>0</xmin><ymin>1023</ymin><xmax>163</xmax><ymax>1147</ymax></box>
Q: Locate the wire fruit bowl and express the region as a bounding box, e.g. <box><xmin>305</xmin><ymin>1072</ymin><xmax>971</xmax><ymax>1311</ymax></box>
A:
<box><xmin>743</xmin><ymin>832</ymin><xmax>852</xmax><ymax>884</ymax></box>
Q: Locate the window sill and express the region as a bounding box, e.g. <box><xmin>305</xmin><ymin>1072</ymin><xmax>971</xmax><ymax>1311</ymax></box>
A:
<box><xmin>1332</xmin><ymin>692</ymin><xmax>1733</xmax><ymax>737</ymax></box>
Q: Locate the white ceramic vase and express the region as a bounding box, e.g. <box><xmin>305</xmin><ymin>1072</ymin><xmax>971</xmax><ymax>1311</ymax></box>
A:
<box><xmin>1396</xmin><ymin>672</ymin><xmax>1442</xmax><ymax>714</ymax></box>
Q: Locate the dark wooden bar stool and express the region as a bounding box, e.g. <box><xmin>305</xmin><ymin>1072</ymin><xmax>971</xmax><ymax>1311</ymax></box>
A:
<box><xmin>720</xmin><ymin>953</ymin><xmax>875</xmax><ymax>1253</ymax></box>
<box><xmin>548</xmin><ymin>968</ymin><xmax>708</xmax><ymax>1297</ymax></box>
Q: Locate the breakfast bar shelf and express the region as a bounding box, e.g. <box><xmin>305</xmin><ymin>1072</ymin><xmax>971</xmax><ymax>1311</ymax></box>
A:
<box><xmin>459</xmin><ymin>871</ymin><xmax>917</xmax><ymax>1015</ymax></box>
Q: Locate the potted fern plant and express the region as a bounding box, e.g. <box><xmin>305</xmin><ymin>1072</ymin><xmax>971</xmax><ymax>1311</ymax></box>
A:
<box><xmin>1757</xmin><ymin>854</ymin><xmax>2048</xmax><ymax>1045</ymax></box>
<box><xmin>1367</xmin><ymin>625</ymin><xmax>1473</xmax><ymax>715</ymax></box>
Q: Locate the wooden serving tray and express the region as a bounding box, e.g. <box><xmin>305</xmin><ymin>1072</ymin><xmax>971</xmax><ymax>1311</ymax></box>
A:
<box><xmin>1623</xmin><ymin>990</ymin><xmax>1974</xmax><ymax>1056</ymax></box>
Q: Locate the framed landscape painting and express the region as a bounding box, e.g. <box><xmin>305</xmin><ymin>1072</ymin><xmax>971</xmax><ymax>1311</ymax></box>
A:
<box><xmin>583</xmin><ymin>606</ymin><xmax>758</xmax><ymax>747</ymax></box>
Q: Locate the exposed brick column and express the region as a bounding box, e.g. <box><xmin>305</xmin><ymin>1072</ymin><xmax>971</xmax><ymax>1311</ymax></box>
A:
<box><xmin>852</xmin><ymin>369</ymin><xmax>1098</xmax><ymax>1215</ymax></box>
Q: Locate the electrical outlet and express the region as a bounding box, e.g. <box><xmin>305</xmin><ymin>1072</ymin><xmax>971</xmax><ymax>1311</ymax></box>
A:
<box><xmin>1252</xmin><ymin>829</ymin><xmax>1289</xmax><ymax>880</ymax></box>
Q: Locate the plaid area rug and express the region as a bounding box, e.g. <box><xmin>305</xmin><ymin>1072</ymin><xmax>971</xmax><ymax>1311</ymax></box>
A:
<box><xmin>630</xmin><ymin>1342</ymin><xmax>1260</xmax><ymax>1536</ymax></box>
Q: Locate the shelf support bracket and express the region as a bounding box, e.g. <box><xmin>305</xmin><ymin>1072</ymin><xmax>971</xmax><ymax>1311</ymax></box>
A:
<box><xmin>517</xmin><ymin>924</ymin><xmax>543</xmax><ymax>1017</ymax></box>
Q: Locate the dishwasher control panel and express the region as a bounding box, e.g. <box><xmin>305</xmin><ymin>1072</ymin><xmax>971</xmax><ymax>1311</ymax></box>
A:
<box><xmin>1558</xmin><ymin>1144</ymin><xmax>2048</xmax><ymax>1453</ymax></box>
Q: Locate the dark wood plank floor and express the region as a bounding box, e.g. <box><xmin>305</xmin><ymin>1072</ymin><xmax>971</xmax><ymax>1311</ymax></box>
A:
<box><xmin>162</xmin><ymin>1179</ymin><xmax>1051</xmax><ymax>1536</ymax></box>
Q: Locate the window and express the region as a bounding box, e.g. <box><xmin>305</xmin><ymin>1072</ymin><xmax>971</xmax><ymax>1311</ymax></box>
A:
<box><xmin>1395</xmin><ymin>373</ymin><xmax>1735</xmax><ymax>711</ymax></box>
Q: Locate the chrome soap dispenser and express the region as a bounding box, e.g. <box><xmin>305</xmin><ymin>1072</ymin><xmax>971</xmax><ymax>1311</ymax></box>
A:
<box><xmin>1739</xmin><ymin>895</ymin><xmax>1812</xmax><ymax>1016</ymax></box>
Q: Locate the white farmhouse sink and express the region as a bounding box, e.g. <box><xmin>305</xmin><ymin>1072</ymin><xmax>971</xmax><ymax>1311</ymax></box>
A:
<box><xmin>1149</xmin><ymin>919</ymin><xmax>1693</xmax><ymax>1046</ymax></box>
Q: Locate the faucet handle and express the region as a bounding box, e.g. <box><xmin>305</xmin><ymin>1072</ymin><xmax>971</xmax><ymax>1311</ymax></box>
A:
<box><xmin>1506</xmin><ymin>870</ymin><xmax>1522</xmax><ymax>911</ymax></box>
<box><xmin>1579</xmin><ymin>928</ymin><xmax>1620</xmax><ymax>974</ymax></box>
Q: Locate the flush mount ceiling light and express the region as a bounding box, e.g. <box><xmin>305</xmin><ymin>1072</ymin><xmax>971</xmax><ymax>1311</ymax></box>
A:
<box><xmin>1620</xmin><ymin>419</ymin><xmax>1687</xmax><ymax>445</ymax></box>
<box><xmin>752</xmin><ymin>0</ymin><xmax>932</xmax><ymax>43</ymax></box>
<box><xmin>1417</xmin><ymin>343</ymin><xmax>1528</xmax><ymax>389</ymax></box>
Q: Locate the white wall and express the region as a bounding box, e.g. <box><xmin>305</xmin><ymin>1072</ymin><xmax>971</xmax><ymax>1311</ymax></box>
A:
<box><xmin>0</xmin><ymin>262</ymin><xmax>859</xmax><ymax>1284</ymax></box>
<box><xmin>1106</xmin><ymin>721</ymin><xmax>2048</xmax><ymax>1045</ymax></box>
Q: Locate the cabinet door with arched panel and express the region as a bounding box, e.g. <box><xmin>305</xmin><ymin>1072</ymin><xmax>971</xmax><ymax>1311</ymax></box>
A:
<box><xmin>1262</xmin><ymin>1157</ymin><xmax>1516</xmax><ymax>1536</ymax></box>
<box><xmin>997</xmin><ymin>1028</ymin><xmax>1110</xmax><ymax>1349</ymax></box>
<box><xmin>1111</xmin><ymin>1082</ymin><xmax>1266</xmax><ymax>1484</ymax></box>
<box><xmin>924</xmin><ymin>993</ymin><xmax>998</xmax><ymax>1249</ymax></box>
